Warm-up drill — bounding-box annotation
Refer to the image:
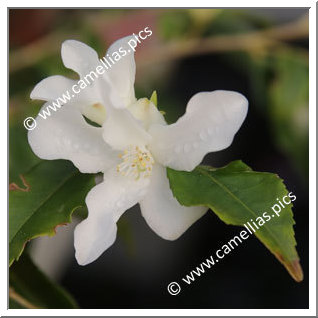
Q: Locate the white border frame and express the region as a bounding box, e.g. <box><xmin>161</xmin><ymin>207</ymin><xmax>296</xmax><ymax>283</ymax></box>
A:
<box><xmin>3</xmin><ymin>1</ymin><xmax>316</xmax><ymax>316</ymax></box>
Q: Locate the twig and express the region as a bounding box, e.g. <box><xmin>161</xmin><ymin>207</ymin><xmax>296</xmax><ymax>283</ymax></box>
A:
<box><xmin>9</xmin><ymin>14</ymin><xmax>308</xmax><ymax>73</ymax></box>
<box><xmin>137</xmin><ymin>15</ymin><xmax>308</xmax><ymax>68</ymax></box>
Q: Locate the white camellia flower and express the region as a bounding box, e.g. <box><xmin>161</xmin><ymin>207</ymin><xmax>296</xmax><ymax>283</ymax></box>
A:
<box><xmin>28</xmin><ymin>36</ymin><xmax>248</xmax><ymax>265</ymax></box>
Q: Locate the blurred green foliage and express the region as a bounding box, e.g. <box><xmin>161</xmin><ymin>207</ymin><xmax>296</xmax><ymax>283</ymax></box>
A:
<box><xmin>10</xmin><ymin>253</ymin><xmax>78</xmax><ymax>308</ymax></box>
<box><xmin>203</xmin><ymin>9</ymin><xmax>270</xmax><ymax>35</ymax></box>
<box><xmin>158</xmin><ymin>10</ymin><xmax>192</xmax><ymax>40</ymax></box>
<box><xmin>268</xmin><ymin>51</ymin><xmax>309</xmax><ymax>176</ymax></box>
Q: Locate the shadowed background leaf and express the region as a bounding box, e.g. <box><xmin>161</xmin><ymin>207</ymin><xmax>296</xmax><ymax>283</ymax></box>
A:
<box><xmin>10</xmin><ymin>253</ymin><xmax>78</xmax><ymax>308</ymax></box>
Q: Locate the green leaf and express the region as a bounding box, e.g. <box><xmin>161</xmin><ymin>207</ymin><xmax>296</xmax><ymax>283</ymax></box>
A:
<box><xmin>9</xmin><ymin>122</ymin><xmax>41</xmax><ymax>185</ymax></box>
<box><xmin>9</xmin><ymin>160</ymin><xmax>95</xmax><ymax>266</ymax></box>
<box><xmin>167</xmin><ymin>160</ymin><xmax>303</xmax><ymax>282</ymax></box>
<box><xmin>9</xmin><ymin>100</ymin><xmax>42</xmax><ymax>185</ymax></box>
<box><xmin>10</xmin><ymin>253</ymin><xmax>78</xmax><ymax>308</ymax></box>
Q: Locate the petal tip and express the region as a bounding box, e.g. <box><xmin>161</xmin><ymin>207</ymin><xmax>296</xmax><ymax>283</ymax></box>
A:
<box><xmin>75</xmin><ymin>250</ymin><xmax>92</xmax><ymax>266</ymax></box>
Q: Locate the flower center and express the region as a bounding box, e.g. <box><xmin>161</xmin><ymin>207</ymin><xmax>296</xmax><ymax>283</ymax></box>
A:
<box><xmin>117</xmin><ymin>145</ymin><xmax>155</xmax><ymax>179</ymax></box>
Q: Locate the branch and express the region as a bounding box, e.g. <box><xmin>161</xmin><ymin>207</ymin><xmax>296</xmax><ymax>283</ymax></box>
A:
<box><xmin>137</xmin><ymin>15</ymin><xmax>308</xmax><ymax>68</ymax></box>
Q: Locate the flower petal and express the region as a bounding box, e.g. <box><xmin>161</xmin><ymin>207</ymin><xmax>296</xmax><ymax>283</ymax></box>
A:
<box><xmin>102</xmin><ymin>107</ymin><xmax>152</xmax><ymax>151</ymax></box>
<box><xmin>128</xmin><ymin>98</ymin><xmax>166</xmax><ymax>129</ymax></box>
<box><xmin>30</xmin><ymin>75</ymin><xmax>106</xmax><ymax>125</ymax></box>
<box><xmin>105</xmin><ymin>35</ymin><xmax>136</xmax><ymax>107</ymax></box>
<box><xmin>28</xmin><ymin>104</ymin><xmax>116</xmax><ymax>173</ymax></box>
<box><xmin>97</xmin><ymin>77</ymin><xmax>152</xmax><ymax>151</ymax></box>
<box><xmin>139</xmin><ymin>164</ymin><xmax>208</xmax><ymax>240</ymax></box>
<box><xmin>74</xmin><ymin>169</ymin><xmax>149</xmax><ymax>265</ymax></box>
<box><xmin>148</xmin><ymin>91</ymin><xmax>248</xmax><ymax>171</ymax></box>
<box><xmin>61</xmin><ymin>40</ymin><xmax>100</xmax><ymax>78</ymax></box>
<box><xmin>30</xmin><ymin>75</ymin><xmax>77</xmax><ymax>101</ymax></box>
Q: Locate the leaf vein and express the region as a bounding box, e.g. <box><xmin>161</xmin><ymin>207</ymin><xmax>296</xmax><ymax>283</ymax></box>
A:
<box><xmin>197</xmin><ymin>167</ymin><xmax>285</xmax><ymax>252</ymax></box>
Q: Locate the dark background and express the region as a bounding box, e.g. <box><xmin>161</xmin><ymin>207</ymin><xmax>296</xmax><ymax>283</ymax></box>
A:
<box><xmin>9</xmin><ymin>8</ymin><xmax>309</xmax><ymax>309</ymax></box>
